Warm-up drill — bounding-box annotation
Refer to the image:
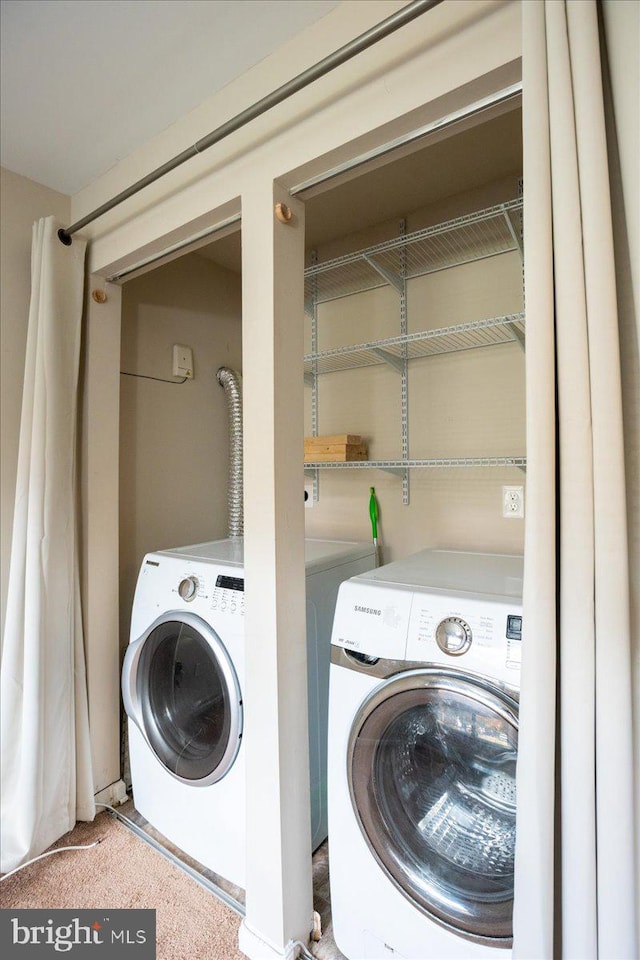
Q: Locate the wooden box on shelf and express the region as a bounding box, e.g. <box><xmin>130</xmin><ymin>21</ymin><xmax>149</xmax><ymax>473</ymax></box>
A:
<box><xmin>304</xmin><ymin>434</ymin><xmax>368</xmax><ymax>463</ymax></box>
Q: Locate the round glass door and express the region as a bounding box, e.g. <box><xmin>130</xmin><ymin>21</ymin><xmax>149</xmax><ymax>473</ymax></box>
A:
<box><xmin>136</xmin><ymin>615</ymin><xmax>242</xmax><ymax>784</ymax></box>
<box><xmin>348</xmin><ymin>669</ymin><xmax>518</xmax><ymax>944</ymax></box>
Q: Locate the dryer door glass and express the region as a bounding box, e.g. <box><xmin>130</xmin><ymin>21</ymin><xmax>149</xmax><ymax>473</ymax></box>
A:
<box><xmin>137</xmin><ymin>618</ymin><xmax>241</xmax><ymax>783</ymax></box>
<box><xmin>349</xmin><ymin>671</ymin><xmax>518</xmax><ymax>943</ymax></box>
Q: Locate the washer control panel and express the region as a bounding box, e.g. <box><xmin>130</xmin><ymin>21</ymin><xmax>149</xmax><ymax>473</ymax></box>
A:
<box><xmin>406</xmin><ymin>594</ymin><xmax>523</xmax><ymax>684</ymax></box>
<box><xmin>435</xmin><ymin>616</ymin><xmax>472</xmax><ymax>656</ymax></box>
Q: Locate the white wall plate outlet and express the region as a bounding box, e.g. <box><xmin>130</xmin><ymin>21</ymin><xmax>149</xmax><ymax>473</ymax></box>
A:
<box><xmin>304</xmin><ymin>480</ymin><xmax>315</xmax><ymax>508</ymax></box>
<box><xmin>172</xmin><ymin>343</ymin><xmax>194</xmax><ymax>379</ymax></box>
<box><xmin>502</xmin><ymin>485</ymin><xmax>524</xmax><ymax>518</ymax></box>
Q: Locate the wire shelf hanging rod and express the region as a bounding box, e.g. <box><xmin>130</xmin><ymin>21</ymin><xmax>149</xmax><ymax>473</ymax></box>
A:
<box><xmin>58</xmin><ymin>0</ymin><xmax>443</xmax><ymax>245</ymax></box>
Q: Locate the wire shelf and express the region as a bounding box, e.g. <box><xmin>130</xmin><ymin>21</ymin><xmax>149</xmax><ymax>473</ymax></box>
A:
<box><xmin>304</xmin><ymin>198</ymin><xmax>523</xmax><ymax>308</ymax></box>
<box><xmin>304</xmin><ymin>457</ymin><xmax>527</xmax><ymax>471</ymax></box>
<box><xmin>304</xmin><ymin>313</ymin><xmax>525</xmax><ymax>376</ymax></box>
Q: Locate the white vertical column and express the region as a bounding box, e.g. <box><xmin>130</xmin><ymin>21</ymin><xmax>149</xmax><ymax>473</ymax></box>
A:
<box><xmin>239</xmin><ymin>182</ymin><xmax>312</xmax><ymax>960</ymax></box>
<box><xmin>80</xmin><ymin>279</ymin><xmax>123</xmax><ymax>796</ymax></box>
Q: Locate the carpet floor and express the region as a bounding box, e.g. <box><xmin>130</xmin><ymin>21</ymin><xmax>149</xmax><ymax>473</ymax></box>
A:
<box><xmin>0</xmin><ymin>812</ymin><xmax>245</xmax><ymax>960</ymax></box>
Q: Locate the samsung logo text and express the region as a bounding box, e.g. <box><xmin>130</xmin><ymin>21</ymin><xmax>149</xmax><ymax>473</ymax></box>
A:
<box><xmin>354</xmin><ymin>605</ymin><xmax>381</xmax><ymax>616</ymax></box>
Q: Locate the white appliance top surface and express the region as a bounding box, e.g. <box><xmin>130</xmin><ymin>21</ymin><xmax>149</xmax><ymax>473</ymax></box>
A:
<box><xmin>158</xmin><ymin>537</ymin><xmax>375</xmax><ymax>575</ymax></box>
<box><xmin>355</xmin><ymin>548</ymin><xmax>523</xmax><ymax>600</ymax></box>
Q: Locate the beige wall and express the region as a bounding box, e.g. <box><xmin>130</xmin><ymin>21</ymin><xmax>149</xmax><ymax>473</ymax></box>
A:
<box><xmin>0</xmin><ymin>167</ymin><xmax>70</xmax><ymax>643</ymax></box>
<box><xmin>119</xmin><ymin>252</ymin><xmax>242</xmax><ymax>651</ymax></box>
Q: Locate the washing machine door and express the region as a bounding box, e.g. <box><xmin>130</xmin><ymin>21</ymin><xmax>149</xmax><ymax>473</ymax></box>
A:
<box><xmin>122</xmin><ymin>612</ymin><xmax>242</xmax><ymax>786</ymax></box>
<box><xmin>348</xmin><ymin>668</ymin><xmax>518</xmax><ymax>945</ymax></box>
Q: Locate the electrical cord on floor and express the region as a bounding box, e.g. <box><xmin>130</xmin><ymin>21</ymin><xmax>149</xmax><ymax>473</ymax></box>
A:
<box><xmin>120</xmin><ymin>371</ymin><xmax>187</xmax><ymax>384</ymax></box>
<box><xmin>0</xmin><ymin>840</ymin><xmax>103</xmax><ymax>882</ymax></box>
<box><xmin>0</xmin><ymin>801</ymin><xmax>130</xmax><ymax>882</ymax></box>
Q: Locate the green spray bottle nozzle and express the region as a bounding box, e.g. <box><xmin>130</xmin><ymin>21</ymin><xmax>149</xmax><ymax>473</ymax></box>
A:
<box><xmin>369</xmin><ymin>486</ymin><xmax>379</xmax><ymax>548</ymax></box>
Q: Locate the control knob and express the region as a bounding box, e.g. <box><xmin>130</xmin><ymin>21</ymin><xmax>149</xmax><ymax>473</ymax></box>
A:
<box><xmin>435</xmin><ymin>616</ymin><xmax>472</xmax><ymax>656</ymax></box>
<box><xmin>178</xmin><ymin>576</ymin><xmax>198</xmax><ymax>602</ymax></box>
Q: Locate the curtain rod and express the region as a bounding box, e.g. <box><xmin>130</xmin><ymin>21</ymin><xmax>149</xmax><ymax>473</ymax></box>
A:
<box><xmin>58</xmin><ymin>0</ymin><xmax>443</xmax><ymax>245</ymax></box>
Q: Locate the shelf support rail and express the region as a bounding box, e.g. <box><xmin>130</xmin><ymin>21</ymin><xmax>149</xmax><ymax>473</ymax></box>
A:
<box><xmin>309</xmin><ymin>251</ymin><xmax>320</xmax><ymax>504</ymax></box>
<box><xmin>399</xmin><ymin>219</ymin><xmax>409</xmax><ymax>505</ymax></box>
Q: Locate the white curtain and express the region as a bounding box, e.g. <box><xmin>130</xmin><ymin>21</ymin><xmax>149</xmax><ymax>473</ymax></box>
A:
<box><xmin>1</xmin><ymin>217</ymin><xmax>95</xmax><ymax>873</ymax></box>
<box><xmin>514</xmin><ymin>2</ymin><xmax>637</xmax><ymax>959</ymax></box>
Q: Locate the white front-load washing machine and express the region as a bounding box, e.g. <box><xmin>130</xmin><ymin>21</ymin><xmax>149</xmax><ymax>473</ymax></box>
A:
<box><xmin>122</xmin><ymin>536</ymin><xmax>376</xmax><ymax>888</ymax></box>
<box><xmin>328</xmin><ymin>549</ymin><xmax>523</xmax><ymax>960</ymax></box>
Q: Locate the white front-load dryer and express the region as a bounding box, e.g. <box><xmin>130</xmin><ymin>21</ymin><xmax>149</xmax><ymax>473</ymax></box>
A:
<box><xmin>123</xmin><ymin>536</ymin><xmax>376</xmax><ymax>888</ymax></box>
<box><xmin>328</xmin><ymin>549</ymin><xmax>523</xmax><ymax>960</ymax></box>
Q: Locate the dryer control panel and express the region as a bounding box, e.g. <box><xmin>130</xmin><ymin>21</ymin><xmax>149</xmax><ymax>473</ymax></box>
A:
<box><xmin>170</xmin><ymin>570</ymin><xmax>245</xmax><ymax>616</ymax></box>
<box><xmin>130</xmin><ymin>554</ymin><xmax>248</xmax><ymax>639</ymax></box>
<box><xmin>211</xmin><ymin>575</ymin><xmax>245</xmax><ymax>616</ymax></box>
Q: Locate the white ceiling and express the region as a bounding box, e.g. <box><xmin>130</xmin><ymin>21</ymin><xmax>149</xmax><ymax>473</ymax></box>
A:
<box><xmin>0</xmin><ymin>0</ymin><xmax>338</xmax><ymax>196</ymax></box>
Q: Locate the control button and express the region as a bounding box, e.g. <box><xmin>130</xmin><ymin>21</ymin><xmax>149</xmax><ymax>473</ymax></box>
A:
<box><xmin>178</xmin><ymin>576</ymin><xmax>198</xmax><ymax>602</ymax></box>
<box><xmin>435</xmin><ymin>617</ymin><xmax>472</xmax><ymax>656</ymax></box>
<box><xmin>221</xmin><ymin>602</ymin><xmax>227</xmax><ymax>611</ymax></box>
<box><xmin>230</xmin><ymin>604</ymin><xmax>237</xmax><ymax>613</ymax></box>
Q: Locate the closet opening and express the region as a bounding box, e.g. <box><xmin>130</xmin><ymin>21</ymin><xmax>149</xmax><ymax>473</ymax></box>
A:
<box><xmin>117</xmin><ymin>222</ymin><xmax>245</xmax><ymax>913</ymax></box>
<box><xmin>295</xmin><ymin>92</ymin><xmax>525</xmax><ymax>960</ymax></box>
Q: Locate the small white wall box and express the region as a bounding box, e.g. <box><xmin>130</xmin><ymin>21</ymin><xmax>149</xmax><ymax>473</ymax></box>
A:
<box><xmin>173</xmin><ymin>344</ymin><xmax>194</xmax><ymax>379</ymax></box>
<box><xmin>304</xmin><ymin>480</ymin><xmax>315</xmax><ymax>508</ymax></box>
<box><xmin>502</xmin><ymin>485</ymin><xmax>525</xmax><ymax>518</ymax></box>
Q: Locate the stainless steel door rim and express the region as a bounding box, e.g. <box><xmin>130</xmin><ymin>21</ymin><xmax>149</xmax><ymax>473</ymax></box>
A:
<box><xmin>347</xmin><ymin>667</ymin><xmax>518</xmax><ymax>945</ymax></box>
<box><xmin>122</xmin><ymin>611</ymin><xmax>243</xmax><ymax>786</ymax></box>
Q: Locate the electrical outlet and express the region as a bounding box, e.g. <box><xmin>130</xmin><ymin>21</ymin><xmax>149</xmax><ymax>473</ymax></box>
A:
<box><xmin>172</xmin><ymin>344</ymin><xmax>194</xmax><ymax>379</ymax></box>
<box><xmin>502</xmin><ymin>485</ymin><xmax>524</xmax><ymax>519</ymax></box>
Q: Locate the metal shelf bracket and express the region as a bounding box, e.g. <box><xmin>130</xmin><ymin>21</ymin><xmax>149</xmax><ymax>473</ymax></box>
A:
<box><xmin>371</xmin><ymin>347</ymin><xmax>405</xmax><ymax>373</ymax></box>
<box><xmin>363</xmin><ymin>254</ymin><xmax>404</xmax><ymax>294</ymax></box>
<box><xmin>509</xmin><ymin>324</ymin><xmax>526</xmax><ymax>352</ymax></box>
<box><xmin>504</xmin><ymin>208</ymin><xmax>524</xmax><ymax>261</ymax></box>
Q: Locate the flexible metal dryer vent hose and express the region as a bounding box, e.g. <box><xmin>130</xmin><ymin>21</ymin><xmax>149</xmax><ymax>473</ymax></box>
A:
<box><xmin>216</xmin><ymin>367</ymin><xmax>243</xmax><ymax>538</ymax></box>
